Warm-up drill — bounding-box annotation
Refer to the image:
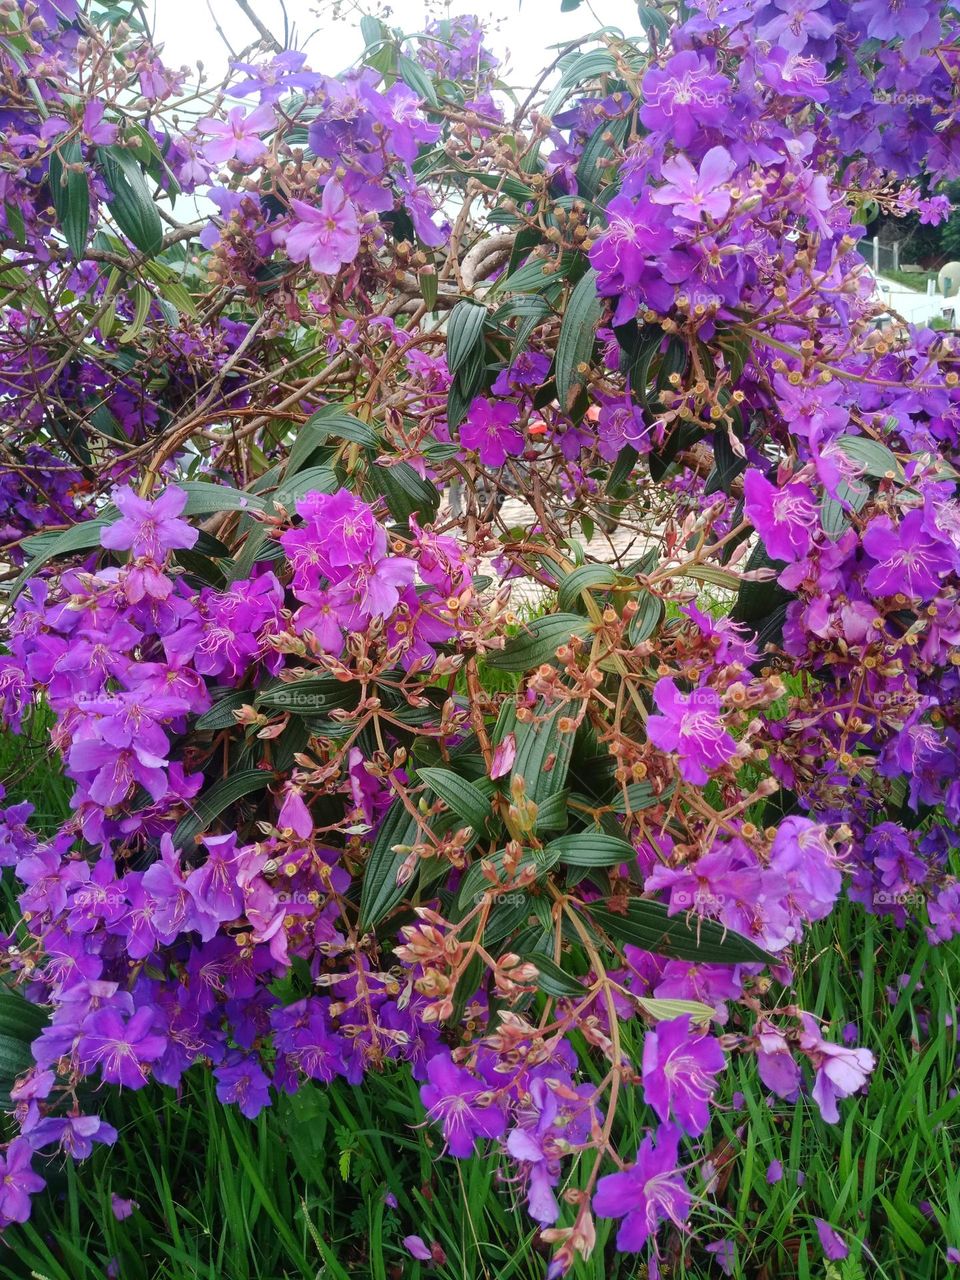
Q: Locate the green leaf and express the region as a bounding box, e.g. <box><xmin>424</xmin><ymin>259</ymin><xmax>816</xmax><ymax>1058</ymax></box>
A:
<box><xmin>584</xmin><ymin>899</ymin><xmax>773</xmax><ymax>965</ymax></box>
<box><xmin>557</xmin><ymin>562</ymin><xmax>618</xmax><ymax>612</ymax></box>
<box><xmin>446</xmin><ymin>300</ymin><xmax>488</xmax><ymax>376</ymax></box>
<box><xmin>635</xmin><ymin>996</ymin><xmax>714</xmax><ymax>1026</ymax></box>
<box><xmin>575</xmin><ymin>116</ymin><xmax>628</xmax><ymax>201</ymax></box>
<box><xmin>178</xmin><ymin>480</ymin><xmax>268</xmax><ymax>516</ymax></box>
<box><xmin>836</xmin><ymin>435</ymin><xmax>904</xmax><ymax>481</ymax></box>
<box><xmin>370</xmin><ymin>459</ymin><xmax>441</xmax><ymax>524</ymax></box>
<box><xmin>535</xmin><ymin>788</ymin><xmax>569</xmax><ymax>834</ymax></box>
<box><xmin>559</xmin><ymin>49</ymin><xmax>617</xmax><ymax>87</ymax></box>
<box><xmin>546</xmin><ymin>831</ymin><xmax>635</xmax><ymax>867</ymax></box>
<box><xmin>821</xmin><ymin>476</ymin><xmax>870</xmax><ymax>538</ymax></box>
<box><xmin>730</xmin><ymin>542</ymin><xmax>792</xmax><ymax>627</ymax></box>
<box><xmin>358</xmin><ymin>801</ymin><xmax>423</xmax><ymax>931</ymax></box>
<box><xmin>418</xmin><ymin>767</ymin><xmax>493</xmax><ymax>832</ymax></box>
<box><xmin>510</xmin><ymin>697</ymin><xmax>576</xmax><ymax>808</ymax></box>
<box><xmin>287</xmin><ymin>407</ymin><xmax>377</xmax><ymax>476</ymax></box>
<box><xmin>457</xmin><ymin>845</ymin><xmax>561</xmax><ymax>911</ymax></box>
<box><xmin>397</xmin><ymin>52</ymin><xmax>439</xmax><ymax>106</ymax></box>
<box><xmin>118</xmin><ymin>282</ymin><xmax>152</xmax><ymax>343</ymax></box>
<box><xmin>0</xmin><ymin>988</ymin><xmax>48</xmax><ymax>1101</ymax></box>
<box><xmin>555</xmin><ymin>267</ymin><xmax>602</xmax><ymax>414</ymax></box>
<box><xmin>256</xmin><ymin>675</ymin><xmax>355</xmax><ymax>716</ymax></box>
<box><xmin>6</xmin><ymin>518</ymin><xmax>110</xmax><ymax>602</ymax></box>
<box><xmin>521</xmin><ymin>952</ymin><xmax>584</xmax><ymax>997</ymax></box>
<box><xmin>270</xmin><ymin>465</ymin><xmax>339</xmax><ymax>510</ymax></box>
<box><xmin>628</xmin><ymin>590</ymin><xmax>664</xmax><ymax>644</ymax></box>
<box><xmin>612</xmin><ymin>779</ymin><xmax>676</xmax><ymax>814</ymax></box>
<box><xmin>173</xmin><ymin>769</ymin><xmax>271</xmax><ymax>848</ymax></box>
<box><xmin>486</xmin><ymin>613</ymin><xmax>592</xmax><ymax>672</ymax></box>
<box><xmin>195</xmin><ymin>690</ymin><xmax>250</xmax><ymax>731</ymax></box>
<box><xmin>49</xmin><ymin>137</ymin><xmax>89</xmax><ymax>259</ymax></box>
<box><xmin>97</xmin><ymin>144</ymin><xmax>164</xmax><ymax>257</ymax></box>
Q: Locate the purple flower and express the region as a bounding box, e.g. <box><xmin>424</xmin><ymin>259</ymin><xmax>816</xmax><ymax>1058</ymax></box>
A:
<box><xmin>766</xmin><ymin>1159</ymin><xmax>783</xmax><ymax>1184</ymax></box>
<box><xmin>460</xmin><ymin>399</ymin><xmax>524</xmax><ymax>467</ymax></box>
<box><xmin>78</xmin><ymin>1007</ymin><xmax>167</xmax><ymax>1089</ymax></box>
<box><xmin>214</xmin><ymin>1054</ymin><xmax>272</xmax><ymax>1119</ymax></box>
<box><xmin>705</xmin><ymin>1239</ymin><xmax>736</xmax><ymax>1275</ymax></box>
<box><xmin>419</xmin><ymin>1051</ymin><xmax>506</xmax><ymax>1158</ymax></box>
<box><xmin>101</xmin><ymin>485</ymin><xmax>198</xmax><ymax>561</ymax></box>
<box><xmin>111</xmin><ymin>1193</ymin><xmax>137</xmax><ymax>1221</ymax></box>
<box><xmin>814</xmin><ymin>1219</ymin><xmax>849</xmax><ymax>1261</ymax></box>
<box><xmin>639</xmin><ymin>52</ymin><xmax>730</xmax><ymax>146</ymax></box>
<box><xmin>403</xmin><ymin>1235</ymin><xmax>432</xmax><ymax>1261</ymax></box>
<box><xmin>863</xmin><ymin>510</ymin><xmax>954</xmax><ymax>602</ymax></box>
<box><xmin>650</xmin><ymin>147</ymin><xmax>736</xmax><ymax>222</ymax></box>
<box><xmin>0</xmin><ymin>1140</ymin><xmax>45</xmax><ymax>1226</ymax></box>
<box><xmin>743</xmin><ymin>469</ymin><xmax>817</xmax><ymax>563</ymax></box>
<box><xmin>641</xmin><ymin>1016</ymin><xmax>726</xmax><ymax>1136</ymax></box>
<box><xmin>593</xmin><ymin>1123</ymin><xmax>691</xmax><ymax>1252</ymax></box>
<box><xmin>798</xmin><ymin>1015</ymin><xmax>874</xmax><ymax>1122</ymax></box>
<box><xmin>229</xmin><ymin>51</ymin><xmax>322</xmax><ymax>102</ymax></box>
<box><xmin>197</xmin><ymin>103</ymin><xmax>274</xmax><ymax>165</ymax></box>
<box><xmin>647</xmin><ymin>679</ymin><xmax>737</xmax><ymax>785</ymax></box>
<box><xmin>283</xmin><ymin>181</ymin><xmax>361</xmax><ymax>275</ymax></box>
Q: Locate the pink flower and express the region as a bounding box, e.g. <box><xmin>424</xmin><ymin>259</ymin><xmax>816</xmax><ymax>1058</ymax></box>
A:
<box><xmin>650</xmin><ymin>146</ymin><xmax>736</xmax><ymax>221</ymax></box>
<box><xmin>197</xmin><ymin>104</ymin><xmax>274</xmax><ymax>165</ymax></box>
<box><xmin>284</xmin><ymin>181</ymin><xmax>361</xmax><ymax>275</ymax></box>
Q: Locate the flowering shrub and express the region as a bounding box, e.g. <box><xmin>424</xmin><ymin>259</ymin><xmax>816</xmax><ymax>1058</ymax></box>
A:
<box><xmin>1</xmin><ymin>0</ymin><xmax>959</xmax><ymax>1271</ymax></box>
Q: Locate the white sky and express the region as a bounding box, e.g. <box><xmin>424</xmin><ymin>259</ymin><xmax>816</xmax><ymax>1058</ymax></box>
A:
<box><xmin>150</xmin><ymin>0</ymin><xmax>642</xmax><ymax>90</ymax></box>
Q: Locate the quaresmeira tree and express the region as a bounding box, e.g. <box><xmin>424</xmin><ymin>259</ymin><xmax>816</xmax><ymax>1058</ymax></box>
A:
<box><xmin>0</xmin><ymin>0</ymin><xmax>959</xmax><ymax>1271</ymax></box>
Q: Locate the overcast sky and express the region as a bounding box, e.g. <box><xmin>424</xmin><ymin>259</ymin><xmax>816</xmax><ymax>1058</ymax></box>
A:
<box><xmin>150</xmin><ymin>0</ymin><xmax>642</xmax><ymax>90</ymax></box>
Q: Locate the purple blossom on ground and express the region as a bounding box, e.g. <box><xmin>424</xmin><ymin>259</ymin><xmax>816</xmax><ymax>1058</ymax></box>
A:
<box><xmin>814</xmin><ymin>1219</ymin><xmax>849</xmax><ymax>1261</ymax></box>
<box><xmin>798</xmin><ymin>1016</ymin><xmax>875</xmax><ymax>1122</ymax></box>
<box><xmin>0</xmin><ymin>1141</ymin><xmax>45</xmax><ymax>1226</ymax></box>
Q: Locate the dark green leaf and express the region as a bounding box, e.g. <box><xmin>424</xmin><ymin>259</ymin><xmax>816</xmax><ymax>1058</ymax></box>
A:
<box><xmin>612</xmin><ymin>779</ymin><xmax>676</xmax><ymax>813</ymax></box>
<box><xmin>457</xmin><ymin>845</ymin><xmax>561</xmax><ymax>911</ymax></box>
<box><xmin>358</xmin><ymin>802</ymin><xmax>423</xmax><ymax>930</ymax></box>
<box><xmin>555</xmin><ymin>267</ymin><xmax>602</xmax><ymax>414</ymax></box>
<box><xmin>446</xmin><ymin>300</ymin><xmax>488</xmax><ymax>376</ymax></box>
<box><xmin>585</xmin><ymin>900</ymin><xmax>773</xmax><ymax>964</ymax></box>
<box><xmin>418</xmin><ymin>767</ymin><xmax>493</xmax><ymax>832</ymax></box>
<box><xmin>97</xmin><ymin>144</ymin><xmax>163</xmax><ymax>257</ymax></box>
<box><xmin>521</xmin><ymin>952</ymin><xmax>584</xmax><ymax>996</ymax></box>
<box><xmin>628</xmin><ymin>591</ymin><xmax>664</xmax><ymax>644</ymax></box>
<box><xmin>0</xmin><ymin>989</ymin><xmax>48</xmax><ymax>1101</ymax></box>
<box><xmin>287</xmin><ymin>406</ymin><xmax>377</xmax><ymax>475</ymax></box>
<box><xmin>546</xmin><ymin>831</ymin><xmax>635</xmax><ymax>867</ymax></box>
<box><xmin>511</xmin><ymin>698</ymin><xmax>576</xmax><ymax>809</ymax></box>
<box><xmin>173</xmin><ymin>769</ymin><xmax>271</xmax><ymax>848</ymax></box>
<box><xmin>370</xmin><ymin>459</ymin><xmax>441</xmax><ymax>524</ymax></box>
<box><xmin>49</xmin><ymin>138</ymin><xmax>89</xmax><ymax>259</ymax></box>
<box><xmin>195</xmin><ymin>690</ymin><xmax>249</xmax><ymax>731</ymax></box>
<box><xmin>397</xmin><ymin>52</ymin><xmax>439</xmax><ymax>106</ymax></box>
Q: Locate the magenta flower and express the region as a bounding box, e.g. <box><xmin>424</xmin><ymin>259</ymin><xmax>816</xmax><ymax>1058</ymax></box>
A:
<box><xmin>798</xmin><ymin>1015</ymin><xmax>874</xmax><ymax>1122</ymax></box>
<box><xmin>814</xmin><ymin>1219</ymin><xmax>849</xmax><ymax>1261</ymax></box>
<box><xmin>593</xmin><ymin>1123</ymin><xmax>691</xmax><ymax>1251</ymax></box>
<box><xmin>641</xmin><ymin>1016</ymin><xmax>726</xmax><ymax>1136</ymax></box>
<box><xmin>284</xmin><ymin>181</ymin><xmax>361</xmax><ymax>275</ymax></box>
<box><xmin>0</xmin><ymin>1141</ymin><xmax>45</xmax><ymax>1226</ymax></box>
<box><xmin>197</xmin><ymin>103</ymin><xmax>274</xmax><ymax>164</ymax></box>
<box><xmin>100</xmin><ymin>485</ymin><xmax>197</xmax><ymax>561</ymax></box>
<box><xmin>650</xmin><ymin>147</ymin><xmax>736</xmax><ymax>221</ymax></box>
<box><xmin>743</xmin><ymin>469</ymin><xmax>817</xmax><ymax>563</ymax></box>
<box><xmin>863</xmin><ymin>510</ymin><xmax>954</xmax><ymax>601</ymax></box>
<box><xmin>460</xmin><ymin>399</ymin><xmax>524</xmax><ymax>467</ymax></box>
<box><xmin>646</xmin><ymin>679</ymin><xmax>736</xmax><ymax>785</ymax></box>
<box><xmin>419</xmin><ymin>1051</ymin><xmax>506</xmax><ymax>1158</ymax></box>
<box><xmin>110</xmin><ymin>1194</ymin><xmax>137</xmax><ymax>1221</ymax></box>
